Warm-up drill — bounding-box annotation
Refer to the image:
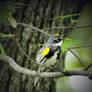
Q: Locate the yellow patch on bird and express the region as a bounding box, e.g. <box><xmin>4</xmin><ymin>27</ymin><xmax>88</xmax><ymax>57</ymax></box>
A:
<box><xmin>42</xmin><ymin>48</ymin><xmax>50</xmax><ymax>56</ymax></box>
<box><xmin>54</xmin><ymin>33</ymin><xmax>60</xmax><ymax>36</ymax></box>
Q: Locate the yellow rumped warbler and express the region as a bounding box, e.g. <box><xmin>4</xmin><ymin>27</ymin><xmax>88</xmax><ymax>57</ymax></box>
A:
<box><xmin>32</xmin><ymin>33</ymin><xmax>64</xmax><ymax>86</ymax></box>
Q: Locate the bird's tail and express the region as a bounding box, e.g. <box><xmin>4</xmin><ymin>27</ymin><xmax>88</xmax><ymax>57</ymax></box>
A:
<box><xmin>32</xmin><ymin>76</ymin><xmax>39</xmax><ymax>86</ymax></box>
<box><xmin>32</xmin><ymin>68</ymin><xmax>41</xmax><ymax>86</ymax></box>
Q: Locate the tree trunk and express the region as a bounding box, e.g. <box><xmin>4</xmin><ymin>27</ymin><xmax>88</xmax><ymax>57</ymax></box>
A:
<box><xmin>0</xmin><ymin>0</ymin><xmax>87</xmax><ymax>92</ymax></box>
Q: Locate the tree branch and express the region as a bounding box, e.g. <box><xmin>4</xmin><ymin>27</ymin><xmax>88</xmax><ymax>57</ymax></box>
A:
<box><xmin>83</xmin><ymin>63</ymin><xmax>92</xmax><ymax>71</ymax></box>
<box><xmin>0</xmin><ymin>54</ymin><xmax>92</xmax><ymax>78</ymax></box>
<box><xmin>17</xmin><ymin>23</ymin><xmax>51</xmax><ymax>37</ymax></box>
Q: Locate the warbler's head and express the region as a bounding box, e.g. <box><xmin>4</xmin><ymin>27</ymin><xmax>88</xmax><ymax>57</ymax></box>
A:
<box><xmin>47</xmin><ymin>33</ymin><xmax>64</xmax><ymax>46</ymax></box>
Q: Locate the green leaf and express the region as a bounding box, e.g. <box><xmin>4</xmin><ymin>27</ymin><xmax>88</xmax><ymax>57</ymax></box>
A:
<box><xmin>0</xmin><ymin>43</ymin><xmax>6</xmax><ymax>56</ymax></box>
<box><xmin>0</xmin><ymin>33</ymin><xmax>15</xmax><ymax>38</ymax></box>
<box><xmin>8</xmin><ymin>13</ymin><xmax>17</xmax><ymax>28</ymax></box>
<box><xmin>50</xmin><ymin>13</ymin><xmax>80</xmax><ymax>20</ymax></box>
<box><xmin>0</xmin><ymin>1</ymin><xmax>24</xmax><ymax>23</ymax></box>
<box><xmin>62</xmin><ymin>38</ymin><xmax>81</xmax><ymax>53</ymax></box>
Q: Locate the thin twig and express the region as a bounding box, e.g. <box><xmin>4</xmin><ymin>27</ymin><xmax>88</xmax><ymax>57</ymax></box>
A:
<box><xmin>69</xmin><ymin>44</ymin><xmax>92</xmax><ymax>49</ymax></box>
<box><xmin>17</xmin><ymin>23</ymin><xmax>51</xmax><ymax>37</ymax></box>
<box><xmin>43</xmin><ymin>24</ymin><xmax>92</xmax><ymax>31</ymax></box>
<box><xmin>16</xmin><ymin>39</ymin><xmax>36</xmax><ymax>64</ymax></box>
<box><xmin>7</xmin><ymin>28</ymin><xmax>45</xmax><ymax>67</ymax></box>
<box><xmin>68</xmin><ymin>48</ymin><xmax>85</xmax><ymax>67</ymax></box>
<box><xmin>68</xmin><ymin>45</ymin><xmax>92</xmax><ymax>67</ymax></box>
<box><xmin>15</xmin><ymin>39</ymin><xmax>44</xmax><ymax>67</ymax></box>
<box><xmin>83</xmin><ymin>63</ymin><xmax>92</xmax><ymax>71</ymax></box>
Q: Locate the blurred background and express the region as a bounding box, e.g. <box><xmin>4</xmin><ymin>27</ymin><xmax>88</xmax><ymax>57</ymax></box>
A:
<box><xmin>0</xmin><ymin>0</ymin><xmax>92</xmax><ymax>92</ymax></box>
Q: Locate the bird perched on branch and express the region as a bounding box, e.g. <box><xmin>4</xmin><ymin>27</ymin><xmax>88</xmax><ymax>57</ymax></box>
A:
<box><xmin>32</xmin><ymin>33</ymin><xmax>64</xmax><ymax>86</ymax></box>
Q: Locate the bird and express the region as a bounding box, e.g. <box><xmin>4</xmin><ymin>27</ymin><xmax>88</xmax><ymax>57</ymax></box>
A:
<box><xmin>32</xmin><ymin>33</ymin><xmax>64</xmax><ymax>86</ymax></box>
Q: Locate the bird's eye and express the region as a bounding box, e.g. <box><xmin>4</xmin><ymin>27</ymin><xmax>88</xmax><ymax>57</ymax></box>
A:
<box><xmin>54</xmin><ymin>39</ymin><xmax>59</xmax><ymax>43</ymax></box>
<box><xmin>54</xmin><ymin>40</ymin><xmax>57</xmax><ymax>43</ymax></box>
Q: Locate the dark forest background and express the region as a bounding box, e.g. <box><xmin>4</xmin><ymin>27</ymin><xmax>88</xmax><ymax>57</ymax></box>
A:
<box><xmin>0</xmin><ymin>0</ymin><xmax>92</xmax><ymax>92</ymax></box>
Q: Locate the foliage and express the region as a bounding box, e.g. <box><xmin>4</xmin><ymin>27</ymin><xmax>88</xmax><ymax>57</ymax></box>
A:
<box><xmin>0</xmin><ymin>1</ymin><xmax>24</xmax><ymax>55</ymax></box>
<box><xmin>56</xmin><ymin>77</ymin><xmax>73</xmax><ymax>92</ymax></box>
<box><xmin>64</xmin><ymin>4</ymin><xmax>92</xmax><ymax>70</ymax></box>
<box><xmin>0</xmin><ymin>43</ymin><xmax>6</xmax><ymax>56</ymax></box>
<box><xmin>50</xmin><ymin>13</ymin><xmax>80</xmax><ymax>25</ymax></box>
<box><xmin>62</xmin><ymin>38</ymin><xmax>81</xmax><ymax>53</ymax></box>
<box><xmin>50</xmin><ymin>14</ymin><xmax>80</xmax><ymax>20</ymax></box>
<box><xmin>0</xmin><ymin>1</ymin><xmax>24</xmax><ymax>25</ymax></box>
<box><xmin>8</xmin><ymin>13</ymin><xmax>17</xmax><ymax>28</ymax></box>
<box><xmin>62</xmin><ymin>38</ymin><xmax>84</xmax><ymax>70</ymax></box>
<box><xmin>0</xmin><ymin>33</ymin><xmax>15</xmax><ymax>55</ymax></box>
<box><xmin>0</xmin><ymin>33</ymin><xmax>15</xmax><ymax>38</ymax></box>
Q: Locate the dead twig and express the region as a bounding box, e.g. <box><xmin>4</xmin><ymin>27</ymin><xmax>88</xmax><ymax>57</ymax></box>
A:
<box><xmin>15</xmin><ymin>39</ymin><xmax>44</xmax><ymax>67</ymax></box>
<box><xmin>83</xmin><ymin>63</ymin><xmax>92</xmax><ymax>71</ymax></box>
<box><xmin>69</xmin><ymin>44</ymin><xmax>92</xmax><ymax>49</ymax></box>
<box><xmin>43</xmin><ymin>24</ymin><xmax>92</xmax><ymax>31</ymax></box>
<box><xmin>17</xmin><ymin>23</ymin><xmax>51</xmax><ymax>37</ymax></box>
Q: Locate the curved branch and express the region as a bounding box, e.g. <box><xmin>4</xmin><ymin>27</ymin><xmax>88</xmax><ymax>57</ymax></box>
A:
<box><xmin>0</xmin><ymin>54</ymin><xmax>36</xmax><ymax>76</ymax></box>
<box><xmin>0</xmin><ymin>54</ymin><xmax>92</xmax><ymax>78</ymax></box>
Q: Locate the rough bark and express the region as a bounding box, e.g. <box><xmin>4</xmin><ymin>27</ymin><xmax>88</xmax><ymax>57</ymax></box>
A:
<box><xmin>0</xmin><ymin>0</ymin><xmax>88</xmax><ymax>92</ymax></box>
